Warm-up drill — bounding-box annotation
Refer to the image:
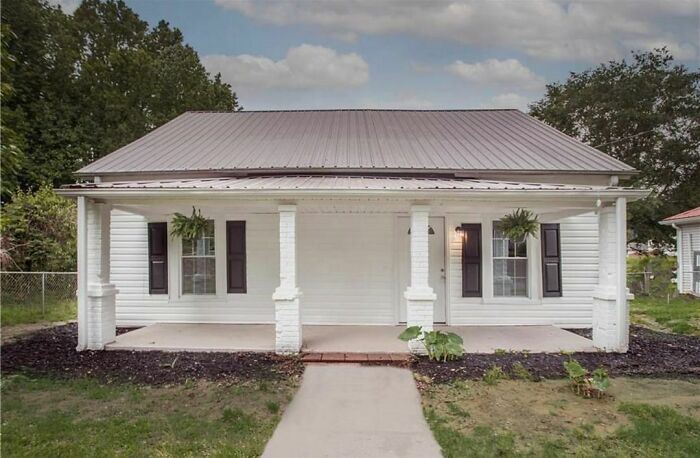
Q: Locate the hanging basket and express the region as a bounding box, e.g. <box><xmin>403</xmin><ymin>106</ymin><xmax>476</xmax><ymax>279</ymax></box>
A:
<box><xmin>170</xmin><ymin>207</ymin><xmax>208</xmax><ymax>240</ymax></box>
<box><xmin>499</xmin><ymin>208</ymin><xmax>539</xmax><ymax>241</ymax></box>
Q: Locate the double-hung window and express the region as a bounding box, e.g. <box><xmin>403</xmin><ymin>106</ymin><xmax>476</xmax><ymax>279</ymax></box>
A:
<box><xmin>492</xmin><ymin>222</ymin><xmax>528</xmax><ymax>297</ymax></box>
<box><xmin>182</xmin><ymin>220</ymin><xmax>216</xmax><ymax>295</ymax></box>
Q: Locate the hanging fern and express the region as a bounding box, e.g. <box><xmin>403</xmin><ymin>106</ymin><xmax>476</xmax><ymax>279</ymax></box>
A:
<box><xmin>499</xmin><ymin>208</ymin><xmax>539</xmax><ymax>241</ymax></box>
<box><xmin>170</xmin><ymin>207</ymin><xmax>209</xmax><ymax>240</ymax></box>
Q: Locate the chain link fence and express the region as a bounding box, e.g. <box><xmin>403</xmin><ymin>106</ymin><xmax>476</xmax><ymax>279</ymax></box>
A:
<box><xmin>1</xmin><ymin>272</ymin><xmax>77</xmax><ymax>321</ymax></box>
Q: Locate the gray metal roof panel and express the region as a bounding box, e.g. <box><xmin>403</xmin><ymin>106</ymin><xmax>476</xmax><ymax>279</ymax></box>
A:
<box><xmin>77</xmin><ymin>110</ymin><xmax>636</xmax><ymax>175</ymax></box>
<box><xmin>64</xmin><ymin>175</ymin><xmax>628</xmax><ymax>192</ymax></box>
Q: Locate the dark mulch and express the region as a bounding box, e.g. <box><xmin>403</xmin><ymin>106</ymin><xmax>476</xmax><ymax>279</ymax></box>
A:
<box><xmin>413</xmin><ymin>326</ymin><xmax>700</xmax><ymax>383</ymax></box>
<box><xmin>1</xmin><ymin>324</ymin><xmax>303</xmax><ymax>385</ymax></box>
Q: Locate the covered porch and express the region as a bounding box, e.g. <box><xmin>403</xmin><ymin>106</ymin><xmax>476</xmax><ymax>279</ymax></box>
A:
<box><xmin>106</xmin><ymin>323</ymin><xmax>597</xmax><ymax>354</ymax></box>
<box><xmin>62</xmin><ymin>176</ymin><xmax>644</xmax><ymax>355</ymax></box>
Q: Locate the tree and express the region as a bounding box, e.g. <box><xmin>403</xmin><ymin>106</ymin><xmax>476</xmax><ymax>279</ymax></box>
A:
<box><xmin>530</xmin><ymin>49</ymin><xmax>700</xmax><ymax>245</ymax></box>
<box><xmin>1</xmin><ymin>0</ymin><xmax>240</xmax><ymax>189</ymax></box>
<box><xmin>0</xmin><ymin>187</ymin><xmax>76</xmax><ymax>271</ymax></box>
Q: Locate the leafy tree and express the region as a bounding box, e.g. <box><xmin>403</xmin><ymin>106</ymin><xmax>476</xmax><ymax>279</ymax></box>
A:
<box><xmin>1</xmin><ymin>24</ymin><xmax>26</xmax><ymax>201</ymax></box>
<box><xmin>1</xmin><ymin>0</ymin><xmax>240</xmax><ymax>189</ymax></box>
<box><xmin>530</xmin><ymin>49</ymin><xmax>700</xmax><ymax>245</ymax></box>
<box><xmin>0</xmin><ymin>187</ymin><xmax>76</xmax><ymax>271</ymax></box>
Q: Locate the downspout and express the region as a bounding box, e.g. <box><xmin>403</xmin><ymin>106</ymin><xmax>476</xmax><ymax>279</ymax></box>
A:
<box><xmin>672</xmin><ymin>223</ymin><xmax>682</xmax><ymax>293</ymax></box>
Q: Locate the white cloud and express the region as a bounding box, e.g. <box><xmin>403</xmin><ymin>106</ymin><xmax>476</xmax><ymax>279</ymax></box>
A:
<box><xmin>47</xmin><ymin>0</ymin><xmax>81</xmax><ymax>14</ymax></box>
<box><xmin>202</xmin><ymin>44</ymin><xmax>369</xmax><ymax>89</ymax></box>
<box><xmin>485</xmin><ymin>93</ymin><xmax>532</xmax><ymax>112</ymax></box>
<box><xmin>216</xmin><ymin>0</ymin><xmax>699</xmax><ymax>63</ymax></box>
<box><xmin>446</xmin><ymin>59</ymin><xmax>545</xmax><ymax>90</ymax></box>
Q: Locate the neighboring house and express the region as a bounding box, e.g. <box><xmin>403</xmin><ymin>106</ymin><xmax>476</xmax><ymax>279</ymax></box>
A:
<box><xmin>58</xmin><ymin>109</ymin><xmax>647</xmax><ymax>354</ymax></box>
<box><xmin>660</xmin><ymin>207</ymin><xmax>700</xmax><ymax>296</ymax></box>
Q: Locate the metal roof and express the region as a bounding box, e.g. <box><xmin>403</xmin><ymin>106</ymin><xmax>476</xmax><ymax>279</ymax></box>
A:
<box><xmin>63</xmin><ymin>175</ymin><xmax>635</xmax><ymax>193</ymax></box>
<box><xmin>77</xmin><ymin>110</ymin><xmax>636</xmax><ymax>176</ymax></box>
<box><xmin>662</xmin><ymin>206</ymin><xmax>700</xmax><ymax>222</ymax></box>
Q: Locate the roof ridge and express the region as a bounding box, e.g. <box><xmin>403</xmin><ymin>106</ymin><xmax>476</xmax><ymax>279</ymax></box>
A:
<box><xmin>184</xmin><ymin>108</ymin><xmax>522</xmax><ymax>114</ymax></box>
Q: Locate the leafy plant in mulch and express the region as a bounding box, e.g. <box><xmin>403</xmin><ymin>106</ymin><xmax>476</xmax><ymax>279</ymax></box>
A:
<box><xmin>399</xmin><ymin>326</ymin><xmax>464</xmax><ymax>362</ymax></box>
<box><xmin>483</xmin><ymin>365</ymin><xmax>508</xmax><ymax>385</ymax></box>
<box><xmin>563</xmin><ymin>359</ymin><xmax>610</xmax><ymax>398</ymax></box>
<box><xmin>171</xmin><ymin>207</ymin><xmax>208</xmax><ymax>239</ymax></box>
<box><xmin>499</xmin><ymin>208</ymin><xmax>539</xmax><ymax>241</ymax></box>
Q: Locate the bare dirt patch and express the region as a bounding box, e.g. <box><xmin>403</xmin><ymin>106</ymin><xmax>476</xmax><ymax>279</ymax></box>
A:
<box><xmin>422</xmin><ymin>377</ymin><xmax>700</xmax><ymax>449</ymax></box>
<box><xmin>1</xmin><ymin>323</ymin><xmax>304</xmax><ymax>385</ymax></box>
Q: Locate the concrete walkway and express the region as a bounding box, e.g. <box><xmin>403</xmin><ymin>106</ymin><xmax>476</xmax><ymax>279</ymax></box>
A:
<box><xmin>262</xmin><ymin>365</ymin><xmax>442</xmax><ymax>458</ymax></box>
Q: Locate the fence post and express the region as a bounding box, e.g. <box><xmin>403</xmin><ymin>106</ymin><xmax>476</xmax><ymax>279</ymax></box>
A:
<box><xmin>42</xmin><ymin>272</ymin><xmax>46</xmax><ymax>316</ymax></box>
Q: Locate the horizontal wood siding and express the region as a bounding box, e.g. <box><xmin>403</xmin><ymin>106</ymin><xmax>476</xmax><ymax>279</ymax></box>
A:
<box><xmin>448</xmin><ymin>213</ymin><xmax>599</xmax><ymax>327</ymax></box>
<box><xmin>298</xmin><ymin>214</ymin><xmax>395</xmax><ymax>324</ymax></box>
<box><xmin>680</xmin><ymin>224</ymin><xmax>700</xmax><ymax>293</ymax></box>
<box><xmin>111</xmin><ymin>209</ymin><xmax>278</xmax><ymax>326</ymax></box>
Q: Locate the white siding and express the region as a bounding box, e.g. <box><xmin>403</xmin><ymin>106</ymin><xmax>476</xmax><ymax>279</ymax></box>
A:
<box><xmin>679</xmin><ymin>224</ymin><xmax>700</xmax><ymax>294</ymax></box>
<box><xmin>111</xmin><ymin>209</ymin><xmax>278</xmax><ymax>326</ymax></box>
<box><xmin>298</xmin><ymin>214</ymin><xmax>395</xmax><ymax>324</ymax></box>
<box><xmin>448</xmin><ymin>212</ymin><xmax>599</xmax><ymax>327</ymax></box>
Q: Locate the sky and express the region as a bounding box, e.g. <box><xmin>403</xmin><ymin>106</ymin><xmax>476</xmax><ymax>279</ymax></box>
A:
<box><xmin>53</xmin><ymin>0</ymin><xmax>699</xmax><ymax>111</ymax></box>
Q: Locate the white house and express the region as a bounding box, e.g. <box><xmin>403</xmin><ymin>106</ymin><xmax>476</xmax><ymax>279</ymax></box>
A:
<box><xmin>661</xmin><ymin>207</ymin><xmax>700</xmax><ymax>296</ymax></box>
<box><xmin>59</xmin><ymin>109</ymin><xmax>647</xmax><ymax>354</ymax></box>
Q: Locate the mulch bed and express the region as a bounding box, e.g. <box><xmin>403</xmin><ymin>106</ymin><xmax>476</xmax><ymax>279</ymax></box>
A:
<box><xmin>1</xmin><ymin>324</ymin><xmax>304</xmax><ymax>385</ymax></box>
<box><xmin>413</xmin><ymin>326</ymin><xmax>700</xmax><ymax>383</ymax></box>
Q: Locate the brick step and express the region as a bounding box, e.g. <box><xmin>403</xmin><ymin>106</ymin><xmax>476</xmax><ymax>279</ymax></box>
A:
<box><xmin>301</xmin><ymin>352</ymin><xmax>411</xmax><ymax>363</ymax></box>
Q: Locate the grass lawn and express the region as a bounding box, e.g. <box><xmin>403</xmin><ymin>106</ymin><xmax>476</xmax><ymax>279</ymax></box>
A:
<box><xmin>422</xmin><ymin>377</ymin><xmax>700</xmax><ymax>457</ymax></box>
<box><xmin>1</xmin><ymin>299</ymin><xmax>76</xmax><ymax>327</ymax></box>
<box><xmin>631</xmin><ymin>295</ymin><xmax>700</xmax><ymax>336</ymax></box>
<box><xmin>1</xmin><ymin>374</ymin><xmax>298</xmax><ymax>457</ymax></box>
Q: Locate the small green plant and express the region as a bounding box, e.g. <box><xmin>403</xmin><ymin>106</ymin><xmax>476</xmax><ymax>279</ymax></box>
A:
<box><xmin>398</xmin><ymin>326</ymin><xmax>464</xmax><ymax>362</ymax></box>
<box><xmin>511</xmin><ymin>362</ymin><xmax>533</xmax><ymax>381</ymax></box>
<box><xmin>265</xmin><ymin>401</ymin><xmax>280</xmax><ymax>414</ymax></box>
<box><xmin>494</xmin><ymin>348</ymin><xmax>508</xmax><ymax>355</ymax></box>
<box><xmin>563</xmin><ymin>359</ymin><xmax>610</xmax><ymax>398</ymax></box>
<box><xmin>499</xmin><ymin>208</ymin><xmax>539</xmax><ymax>241</ymax></box>
<box><xmin>483</xmin><ymin>365</ymin><xmax>508</xmax><ymax>385</ymax></box>
<box><xmin>170</xmin><ymin>206</ymin><xmax>209</xmax><ymax>239</ymax></box>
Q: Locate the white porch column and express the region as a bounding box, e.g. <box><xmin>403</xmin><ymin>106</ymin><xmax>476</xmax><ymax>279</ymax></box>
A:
<box><xmin>404</xmin><ymin>205</ymin><xmax>436</xmax><ymax>353</ymax></box>
<box><xmin>273</xmin><ymin>204</ymin><xmax>302</xmax><ymax>354</ymax></box>
<box><xmin>77</xmin><ymin>197</ymin><xmax>118</xmax><ymax>351</ymax></box>
<box><xmin>592</xmin><ymin>197</ymin><xmax>629</xmax><ymax>352</ymax></box>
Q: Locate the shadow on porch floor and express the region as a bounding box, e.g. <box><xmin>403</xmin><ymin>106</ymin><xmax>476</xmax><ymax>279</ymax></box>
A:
<box><xmin>105</xmin><ymin>324</ymin><xmax>597</xmax><ymax>354</ymax></box>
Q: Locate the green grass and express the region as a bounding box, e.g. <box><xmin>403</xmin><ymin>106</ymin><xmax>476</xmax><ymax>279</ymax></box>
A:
<box><xmin>631</xmin><ymin>295</ymin><xmax>700</xmax><ymax>336</ymax></box>
<box><xmin>1</xmin><ymin>374</ymin><xmax>298</xmax><ymax>457</ymax></box>
<box><xmin>1</xmin><ymin>298</ymin><xmax>76</xmax><ymax>327</ymax></box>
<box><xmin>422</xmin><ymin>378</ymin><xmax>700</xmax><ymax>458</ymax></box>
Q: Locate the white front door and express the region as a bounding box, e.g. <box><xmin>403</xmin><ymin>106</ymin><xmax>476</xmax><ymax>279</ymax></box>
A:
<box><xmin>398</xmin><ymin>216</ymin><xmax>446</xmax><ymax>323</ymax></box>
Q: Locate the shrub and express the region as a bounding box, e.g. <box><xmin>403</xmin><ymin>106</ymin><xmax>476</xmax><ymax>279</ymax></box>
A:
<box><xmin>483</xmin><ymin>366</ymin><xmax>508</xmax><ymax>385</ymax></box>
<box><xmin>398</xmin><ymin>326</ymin><xmax>464</xmax><ymax>362</ymax></box>
<box><xmin>563</xmin><ymin>359</ymin><xmax>610</xmax><ymax>398</ymax></box>
<box><xmin>0</xmin><ymin>187</ymin><xmax>76</xmax><ymax>271</ymax></box>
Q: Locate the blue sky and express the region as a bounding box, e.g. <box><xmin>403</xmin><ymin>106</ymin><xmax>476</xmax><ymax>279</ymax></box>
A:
<box><xmin>57</xmin><ymin>0</ymin><xmax>699</xmax><ymax>111</ymax></box>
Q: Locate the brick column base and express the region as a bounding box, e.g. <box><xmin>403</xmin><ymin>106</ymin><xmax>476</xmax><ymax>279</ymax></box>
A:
<box><xmin>404</xmin><ymin>286</ymin><xmax>436</xmax><ymax>354</ymax></box>
<box><xmin>274</xmin><ymin>287</ymin><xmax>302</xmax><ymax>354</ymax></box>
<box><xmin>84</xmin><ymin>283</ymin><xmax>118</xmax><ymax>350</ymax></box>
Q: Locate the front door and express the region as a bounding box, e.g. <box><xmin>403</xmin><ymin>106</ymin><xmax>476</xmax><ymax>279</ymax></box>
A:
<box><xmin>398</xmin><ymin>216</ymin><xmax>446</xmax><ymax>323</ymax></box>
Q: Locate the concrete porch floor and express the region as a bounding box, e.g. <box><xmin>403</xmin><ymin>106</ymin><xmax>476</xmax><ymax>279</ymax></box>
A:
<box><xmin>106</xmin><ymin>324</ymin><xmax>597</xmax><ymax>353</ymax></box>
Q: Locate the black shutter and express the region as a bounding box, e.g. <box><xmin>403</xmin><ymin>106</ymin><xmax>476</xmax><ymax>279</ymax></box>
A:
<box><xmin>461</xmin><ymin>223</ymin><xmax>482</xmax><ymax>297</ymax></box>
<box><xmin>541</xmin><ymin>223</ymin><xmax>562</xmax><ymax>297</ymax></box>
<box><xmin>227</xmin><ymin>221</ymin><xmax>247</xmax><ymax>293</ymax></box>
<box><xmin>148</xmin><ymin>222</ymin><xmax>168</xmax><ymax>294</ymax></box>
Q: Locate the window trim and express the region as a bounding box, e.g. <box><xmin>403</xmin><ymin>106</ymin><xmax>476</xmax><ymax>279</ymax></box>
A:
<box><xmin>491</xmin><ymin>221</ymin><xmax>529</xmax><ymax>298</ymax></box>
<box><xmin>180</xmin><ymin>220</ymin><xmax>217</xmax><ymax>296</ymax></box>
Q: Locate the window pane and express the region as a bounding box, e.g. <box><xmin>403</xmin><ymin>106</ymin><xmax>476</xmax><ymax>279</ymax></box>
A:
<box><xmin>182</xmin><ymin>257</ymin><xmax>216</xmax><ymax>294</ymax></box>
<box><xmin>492</xmin><ymin>220</ymin><xmax>529</xmax><ymax>297</ymax></box>
<box><xmin>182</xmin><ymin>221</ymin><xmax>215</xmax><ymax>256</ymax></box>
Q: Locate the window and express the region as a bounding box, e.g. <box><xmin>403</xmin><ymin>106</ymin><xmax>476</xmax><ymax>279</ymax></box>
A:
<box><xmin>182</xmin><ymin>220</ymin><xmax>216</xmax><ymax>295</ymax></box>
<box><xmin>492</xmin><ymin>222</ymin><xmax>528</xmax><ymax>297</ymax></box>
